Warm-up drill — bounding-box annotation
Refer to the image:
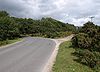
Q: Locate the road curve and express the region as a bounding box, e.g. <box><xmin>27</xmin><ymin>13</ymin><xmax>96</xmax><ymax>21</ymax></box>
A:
<box><xmin>0</xmin><ymin>37</ymin><xmax>56</xmax><ymax>72</ymax></box>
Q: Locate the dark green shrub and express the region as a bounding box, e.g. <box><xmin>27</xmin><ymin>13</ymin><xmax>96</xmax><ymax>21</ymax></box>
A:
<box><xmin>72</xmin><ymin>33</ymin><xmax>92</xmax><ymax>50</ymax></box>
<box><xmin>79</xmin><ymin>22</ymin><xmax>97</xmax><ymax>37</ymax></box>
<box><xmin>75</xmin><ymin>49</ymin><xmax>100</xmax><ymax>69</ymax></box>
<box><xmin>72</xmin><ymin>22</ymin><xmax>100</xmax><ymax>71</ymax></box>
<box><xmin>79</xmin><ymin>50</ymin><xmax>96</xmax><ymax>68</ymax></box>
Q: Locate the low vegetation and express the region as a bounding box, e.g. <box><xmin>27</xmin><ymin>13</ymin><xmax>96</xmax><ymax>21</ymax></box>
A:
<box><xmin>0</xmin><ymin>38</ymin><xmax>22</xmax><ymax>46</ymax></box>
<box><xmin>72</xmin><ymin>22</ymin><xmax>100</xmax><ymax>71</ymax></box>
<box><xmin>53</xmin><ymin>22</ymin><xmax>100</xmax><ymax>72</ymax></box>
<box><xmin>53</xmin><ymin>41</ymin><xmax>94</xmax><ymax>72</ymax></box>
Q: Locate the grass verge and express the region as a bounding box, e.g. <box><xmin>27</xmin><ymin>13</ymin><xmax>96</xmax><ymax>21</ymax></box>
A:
<box><xmin>0</xmin><ymin>38</ymin><xmax>22</xmax><ymax>47</ymax></box>
<box><xmin>52</xmin><ymin>41</ymin><xmax>94</xmax><ymax>72</ymax></box>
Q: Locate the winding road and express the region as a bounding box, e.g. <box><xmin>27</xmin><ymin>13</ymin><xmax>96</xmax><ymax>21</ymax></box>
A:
<box><xmin>0</xmin><ymin>37</ymin><xmax>56</xmax><ymax>72</ymax></box>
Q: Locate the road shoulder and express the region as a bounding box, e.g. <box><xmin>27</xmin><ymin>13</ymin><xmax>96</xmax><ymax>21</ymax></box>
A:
<box><xmin>42</xmin><ymin>35</ymin><xmax>74</xmax><ymax>72</ymax></box>
<box><xmin>0</xmin><ymin>38</ymin><xmax>23</xmax><ymax>49</ymax></box>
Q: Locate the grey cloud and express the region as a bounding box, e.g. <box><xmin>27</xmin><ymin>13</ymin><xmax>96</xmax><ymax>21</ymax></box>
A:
<box><xmin>0</xmin><ymin>0</ymin><xmax>100</xmax><ymax>26</ymax></box>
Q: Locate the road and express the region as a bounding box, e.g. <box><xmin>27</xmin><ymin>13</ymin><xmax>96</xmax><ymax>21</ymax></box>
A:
<box><xmin>43</xmin><ymin>35</ymin><xmax>74</xmax><ymax>72</ymax></box>
<box><xmin>0</xmin><ymin>37</ymin><xmax>56</xmax><ymax>72</ymax></box>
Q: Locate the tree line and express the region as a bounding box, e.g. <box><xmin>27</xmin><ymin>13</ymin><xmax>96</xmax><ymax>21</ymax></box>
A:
<box><xmin>0</xmin><ymin>11</ymin><xmax>76</xmax><ymax>42</ymax></box>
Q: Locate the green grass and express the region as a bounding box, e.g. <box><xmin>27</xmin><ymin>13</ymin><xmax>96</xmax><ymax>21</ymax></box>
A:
<box><xmin>0</xmin><ymin>38</ymin><xmax>22</xmax><ymax>47</ymax></box>
<box><xmin>53</xmin><ymin>41</ymin><xmax>94</xmax><ymax>72</ymax></box>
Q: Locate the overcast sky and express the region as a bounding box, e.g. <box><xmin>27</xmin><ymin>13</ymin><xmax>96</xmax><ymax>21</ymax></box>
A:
<box><xmin>0</xmin><ymin>0</ymin><xmax>100</xmax><ymax>26</ymax></box>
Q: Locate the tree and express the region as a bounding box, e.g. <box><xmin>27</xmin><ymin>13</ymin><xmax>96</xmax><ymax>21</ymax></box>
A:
<box><xmin>0</xmin><ymin>11</ymin><xmax>9</xmax><ymax>17</ymax></box>
<box><xmin>0</xmin><ymin>17</ymin><xmax>19</xmax><ymax>40</ymax></box>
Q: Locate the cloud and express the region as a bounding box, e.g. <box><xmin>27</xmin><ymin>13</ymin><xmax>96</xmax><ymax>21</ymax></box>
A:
<box><xmin>0</xmin><ymin>0</ymin><xmax>100</xmax><ymax>26</ymax></box>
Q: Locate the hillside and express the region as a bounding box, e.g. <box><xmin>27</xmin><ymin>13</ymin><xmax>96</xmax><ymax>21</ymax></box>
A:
<box><xmin>0</xmin><ymin>11</ymin><xmax>76</xmax><ymax>41</ymax></box>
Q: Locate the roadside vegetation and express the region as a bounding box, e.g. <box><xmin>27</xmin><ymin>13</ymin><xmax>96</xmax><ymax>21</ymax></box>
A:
<box><xmin>0</xmin><ymin>38</ymin><xmax>22</xmax><ymax>46</ymax></box>
<box><xmin>72</xmin><ymin>22</ymin><xmax>100</xmax><ymax>71</ymax></box>
<box><xmin>53</xmin><ymin>41</ymin><xmax>94</xmax><ymax>72</ymax></box>
<box><xmin>53</xmin><ymin>22</ymin><xmax>100</xmax><ymax>72</ymax></box>
<box><xmin>0</xmin><ymin>10</ymin><xmax>76</xmax><ymax>46</ymax></box>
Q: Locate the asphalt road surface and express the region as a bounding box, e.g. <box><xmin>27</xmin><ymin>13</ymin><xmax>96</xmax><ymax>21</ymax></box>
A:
<box><xmin>0</xmin><ymin>37</ymin><xmax>56</xmax><ymax>72</ymax></box>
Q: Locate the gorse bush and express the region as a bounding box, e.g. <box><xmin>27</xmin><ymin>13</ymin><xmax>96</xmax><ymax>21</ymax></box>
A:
<box><xmin>72</xmin><ymin>22</ymin><xmax>100</xmax><ymax>71</ymax></box>
<box><xmin>72</xmin><ymin>22</ymin><xmax>100</xmax><ymax>52</ymax></box>
<box><xmin>79</xmin><ymin>22</ymin><xmax>98</xmax><ymax>37</ymax></box>
<box><xmin>72</xmin><ymin>33</ymin><xmax>92</xmax><ymax>50</ymax></box>
<box><xmin>77</xmin><ymin>49</ymin><xmax>100</xmax><ymax>68</ymax></box>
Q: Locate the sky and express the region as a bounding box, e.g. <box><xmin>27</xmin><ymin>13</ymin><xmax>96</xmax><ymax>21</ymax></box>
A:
<box><xmin>0</xmin><ymin>0</ymin><xmax>100</xmax><ymax>26</ymax></box>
